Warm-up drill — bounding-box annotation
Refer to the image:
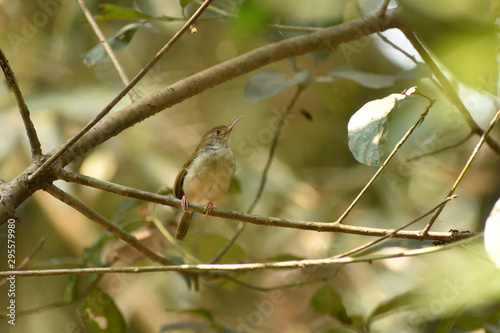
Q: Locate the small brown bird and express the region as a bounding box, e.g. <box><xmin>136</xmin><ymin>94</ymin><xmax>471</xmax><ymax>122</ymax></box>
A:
<box><xmin>174</xmin><ymin>116</ymin><xmax>242</xmax><ymax>241</ymax></box>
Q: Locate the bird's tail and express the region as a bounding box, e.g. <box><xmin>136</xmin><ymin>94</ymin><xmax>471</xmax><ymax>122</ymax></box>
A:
<box><xmin>176</xmin><ymin>211</ymin><xmax>194</xmax><ymax>241</ymax></box>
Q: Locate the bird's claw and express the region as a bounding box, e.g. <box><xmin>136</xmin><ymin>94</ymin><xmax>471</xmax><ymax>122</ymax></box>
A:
<box><xmin>182</xmin><ymin>195</ymin><xmax>189</xmax><ymax>211</ymax></box>
<box><xmin>204</xmin><ymin>202</ymin><xmax>214</xmax><ymax>216</ymax></box>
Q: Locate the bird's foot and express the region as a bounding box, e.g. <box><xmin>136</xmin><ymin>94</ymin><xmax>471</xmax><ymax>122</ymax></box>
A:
<box><xmin>204</xmin><ymin>202</ymin><xmax>214</xmax><ymax>216</ymax></box>
<box><xmin>182</xmin><ymin>195</ymin><xmax>189</xmax><ymax>211</ymax></box>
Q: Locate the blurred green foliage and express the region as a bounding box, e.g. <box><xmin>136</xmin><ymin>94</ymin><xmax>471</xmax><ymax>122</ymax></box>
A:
<box><xmin>0</xmin><ymin>0</ymin><xmax>499</xmax><ymax>332</ymax></box>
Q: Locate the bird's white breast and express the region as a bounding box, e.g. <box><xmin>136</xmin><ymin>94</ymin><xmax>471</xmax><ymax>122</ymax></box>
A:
<box><xmin>183</xmin><ymin>147</ymin><xmax>235</xmax><ymax>205</ymax></box>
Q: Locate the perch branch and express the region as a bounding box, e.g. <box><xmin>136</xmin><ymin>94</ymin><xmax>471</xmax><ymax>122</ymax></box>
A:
<box><xmin>58</xmin><ymin>170</ymin><xmax>472</xmax><ymax>242</ymax></box>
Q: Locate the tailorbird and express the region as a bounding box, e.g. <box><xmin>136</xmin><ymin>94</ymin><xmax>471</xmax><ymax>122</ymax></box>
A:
<box><xmin>174</xmin><ymin>116</ymin><xmax>241</xmax><ymax>241</ymax></box>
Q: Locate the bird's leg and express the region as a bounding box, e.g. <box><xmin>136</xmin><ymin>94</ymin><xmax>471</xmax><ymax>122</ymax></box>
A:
<box><xmin>181</xmin><ymin>195</ymin><xmax>189</xmax><ymax>211</ymax></box>
<box><xmin>204</xmin><ymin>202</ymin><xmax>214</xmax><ymax>216</ymax></box>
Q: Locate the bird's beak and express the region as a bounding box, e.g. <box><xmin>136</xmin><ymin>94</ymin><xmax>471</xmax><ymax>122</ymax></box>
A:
<box><xmin>227</xmin><ymin>116</ymin><xmax>242</xmax><ymax>132</ymax></box>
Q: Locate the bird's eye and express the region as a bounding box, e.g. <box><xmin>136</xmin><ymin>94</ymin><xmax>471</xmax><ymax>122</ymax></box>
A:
<box><xmin>215</xmin><ymin>130</ymin><xmax>221</xmax><ymax>135</ymax></box>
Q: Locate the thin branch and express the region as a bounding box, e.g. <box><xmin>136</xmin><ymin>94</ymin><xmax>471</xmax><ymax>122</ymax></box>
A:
<box><xmin>57</xmin><ymin>170</ymin><xmax>473</xmax><ymax>243</ymax></box>
<box><xmin>406</xmin><ymin>132</ymin><xmax>474</xmax><ymax>162</ymax></box>
<box><xmin>0</xmin><ymin>47</ymin><xmax>42</xmax><ymax>157</ymax></box>
<box><xmin>76</xmin><ymin>0</ymin><xmax>138</xmax><ymax>101</ymax></box>
<box><xmin>333</xmin><ymin>196</ymin><xmax>457</xmax><ymax>259</ymax></box>
<box><xmin>26</xmin><ymin>0</ymin><xmax>214</xmax><ymax>184</ymax></box>
<box><xmin>337</xmin><ymin>95</ymin><xmax>435</xmax><ymax>223</ymax></box>
<box><xmin>210</xmin><ymin>85</ymin><xmax>306</xmax><ymax>264</ymax></box>
<box><xmin>2</xmin><ymin>235</ymin><xmax>481</xmax><ymax>278</ymax></box>
<box><xmin>422</xmin><ymin>108</ymin><xmax>500</xmax><ymax>235</ymax></box>
<box><xmin>44</xmin><ymin>184</ymin><xmax>178</xmax><ymax>267</ymax></box>
<box><xmin>403</xmin><ymin>30</ymin><xmax>500</xmax><ymax>155</ymax></box>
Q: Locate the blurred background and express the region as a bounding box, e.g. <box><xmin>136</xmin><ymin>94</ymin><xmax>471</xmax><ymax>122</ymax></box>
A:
<box><xmin>0</xmin><ymin>0</ymin><xmax>499</xmax><ymax>332</ymax></box>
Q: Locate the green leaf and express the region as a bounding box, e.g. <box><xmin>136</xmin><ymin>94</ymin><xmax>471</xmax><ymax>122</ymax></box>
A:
<box><xmin>310</xmin><ymin>285</ymin><xmax>351</xmax><ymax>324</ymax></box>
<box><xmin>347</xmin><ymin>87</ymin><xmax>417</xmax><ymax>166</ymax></box>
<box><xmin>95</xmin><ymin>4</ymin><xmax>151</xmax><ymax>21</ymax></box>
<box><xmin>79</xmin><ymin>288</ymin><xmax>126</xmax><ymax>333</ymax></box>
<box><xmin>245</xmin><ymin>69</ymin><xmax>309</xmax><ymax>102</ymax></box>
<box><xmin>83</xmin><ymin>22</ymin><xmax>142</xmax><ymax>66</ymax></box>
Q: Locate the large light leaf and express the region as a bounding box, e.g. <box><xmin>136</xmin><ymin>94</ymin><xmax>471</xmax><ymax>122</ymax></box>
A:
<box><xmin>79</xmin><ymin>288</ymin><xmax>126</xmax><ymax>333</ymax></box>
<box><xmin>83</xmin><ymin>22</ymin><xmax>142</xmax><ymax>66</ymax></box>
<box><xmin>484</xmin><ymin>197</ymin><xmax>500</xmax><ymax>268</ymax></box>
<box><xmin>347</xmin><ymin>87</ymin><xmax>417</xmax><ymax>166</ymax></box>
<box><xmin>245</xmin><ymin>69</ymin><xmax>309</xmax><ymax>102</ymax></box>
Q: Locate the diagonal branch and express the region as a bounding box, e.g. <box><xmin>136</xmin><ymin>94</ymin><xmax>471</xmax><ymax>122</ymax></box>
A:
<box><xmin>0</xmin><ymin>47</ymin><xmax>42</xmax><ymax>158</ymax></box>
<box><xmin>44</xmin><ymin>184</ymin><xmax>177</xmax><ymax>267</ymax></box>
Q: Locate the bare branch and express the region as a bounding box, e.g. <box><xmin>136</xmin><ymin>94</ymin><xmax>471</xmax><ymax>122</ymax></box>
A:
<box><xmin>333</xmin><ymin>195</ymin><xmax>457</xmax><ymax>259</ymax></box>
<box><xmin>58</xmin><ymin>170</ymin><xmax>473</xmax><ymax>243</ymax></box>
<box><xmin>1</xmin><ymin>236</ymin><xmax>480</xmax><ymax>278</ymax></box>
<box><xmin>0</xmin><ymin>47</ymin><xmax>42</xmax><ymax>157</ymax></box>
